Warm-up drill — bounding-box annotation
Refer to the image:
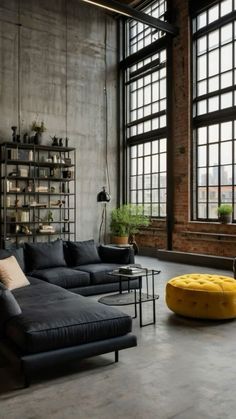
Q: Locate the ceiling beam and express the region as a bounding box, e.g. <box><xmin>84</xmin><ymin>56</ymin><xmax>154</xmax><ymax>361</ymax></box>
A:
<box><xmin>80</xmin><ymin>0</ymin><xmax>178</xmax><ymax>36</ymax></box>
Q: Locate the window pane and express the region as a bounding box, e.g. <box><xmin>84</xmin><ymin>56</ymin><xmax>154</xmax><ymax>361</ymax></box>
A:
<box><xmin>197</xmin><ymin>36</ymin><xmax>207</xmax><ymax>54</ymax></box>
<box><xmin>221</xmin><ymin>44</ymin><xmax>232</xmax><ymax>72</ymax></box>
<box><xmin>208</xmin><ymin>203</ymin><xmax>218</xmax><ymax>218</ymax></box>
<box><xmin>208</xmin><ymin>75</ymin><xmax>219</xmax><ymax>92</ymax></box>
<box><xmin>198</xmin><ymin>145</ymin><xmax>207</xmax><ymax>166</ymax></box>
<box><xmin>198</xmin><ymin>187</ymin><xmax>207</xmax><ymax>202</ymax></box>
<box><xmin>221</xmin><ymin>121</ymin><xmax>232</xmax><ymax>141</ymax></box>
<box><xmin>208</xmin><ymin>30</ymin><xmax>219</xmax><ymax>50</ymax></box>
<box><xmin>208</xmin><ymin>4</ymin><xmax>219</xmax><ymax>24</ymax></box>
<box><xmin>221</xmin><ymin>71</ymin><xmax>233</xmax><ymax>88</ymax></box>
<box><xmin>198</xmin><ymin>55</ymin><xmax>207</xmax><ymax>80</ymax></box>
<box><xmin>208</xmin><ymin>187</ymin><xmax>218</xmax><ymax>202</ymax></box>
<box><xmin>209</xmin><ymin>144</ymin><xmax>219</xmax><ymax>165</ymax></box>
<box><xmin>197</xmin><ymin>12</ymin><xmax>207</xmax><ymax>30</ymax></box>
<box><xmin>209</xmin><ymin>124</ymin><xmax>219</xmax><ymax>143</ymax></box>
<box><xmin>198</xmin><ymin>127</ymin><xmax>207</xmax><ymax>144</ymax></box>
<box><xmin>198</xmin><ymin>203</ymin><xmax>207</xmax><ymax>218</ymax></box>
<box><xmin>208</xmin><ymin>50</ymin><xmax>219</xmax><ymax>76</ymax></box>
<box><xmin>197</xmin><ymin>80</ymin><xmax>207</xmax><ymax>95</ymax></box>
<box><xmin>208</xmin><ymin>96</ymin><xmax>219</xmax><ymax>112</ymax></box>
<box><xmin>209</xmin><ymin>167</ymin><xmax>218</xmax><ymax>185</ymax></box>
<box><xmin>221</xmin><ymin>23</ymin><xmax>233</xmax><ymax>44</ymax></box>
<box><xmin>220</xmin><ymin>0</ymin><xmax>232</xmax><ymax>17</ymax></box>
<box><xmin>221</xmin><ymin>142</ymin><xmax>232</xmax><ymax>164</ymax></box>
<box><xmin>221</xmin><ymin>165</ymin><xmax>232</xmax><ymax>184</ymax></box>
<box><xmin>198</xmin><ymin>168</ymin><xmax>207</xmax><ymax>185</ymax></box>
<box><xmin>221</xmin><ymin>92</ymin><xmax>232</xmax><ymax>109</ymax></box>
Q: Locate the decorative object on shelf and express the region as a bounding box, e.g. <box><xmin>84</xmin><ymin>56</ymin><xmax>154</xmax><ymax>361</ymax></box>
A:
<box><xmin>59</xmin><ymin>138</ymin><xmax>63</xmax><ymax>147</ymax></box>
<box><xmin>65</xmin><ymin>137</ymin><xmax>69</xmax><ymax>147</ymax></box>
<box><xmin>51</xmin><ymin>136</ymin><xmax>59</xmax><ymax>146</ymax></box>
<box><xmin>31</xmin><ymin>120</ymin><xmax>46</xmax><ymax>145</ymax></box>
<box><xmin>23</xmin><ymin>133</ymin><xmax>29</xmax><ymax>144</ymax></box>
<box><xmin>47</xmin><ymin>210</ymin><xmax>54</xmax><ymax>223</ymax></box>
<box><xmin>110</xmin><ymin>204</ymin><xmax>150</xmax><ymax>245</ymax></box>
<box><xmin>11</xmin><ymin>126</ymin><xmax>17</xmax><ymax>142</ymax></box>
<box><xmin>217</xmin><ymin>204</ymin><xmax>233</xmax><ymax>224</ymax></box>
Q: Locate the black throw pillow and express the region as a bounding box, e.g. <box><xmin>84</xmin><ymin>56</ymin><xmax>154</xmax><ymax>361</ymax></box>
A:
<box><xmin>68</xmin><ymin>240</ymin><xmax>101</xmax><ymax>266</ymax></box>
<box><xmin>25</xmin><ymin>240</ymin><xmax>66</xmax><ymax>271</ymax></box>
<box><xmin>98</xmin><ymin>245</ymin><xmax>131</xmax><ymax>264</ymax></box>
<box><xmin>0</xmin><ymin>282</ymin><xmax>22</xmax><ymax>336</ymax></box>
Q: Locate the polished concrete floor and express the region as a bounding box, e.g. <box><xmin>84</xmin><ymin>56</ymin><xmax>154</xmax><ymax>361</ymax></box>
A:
<box><xmin>1</xmin><ymin>256</ymin><xmax>236</xmax><ymax>419</ymax></box>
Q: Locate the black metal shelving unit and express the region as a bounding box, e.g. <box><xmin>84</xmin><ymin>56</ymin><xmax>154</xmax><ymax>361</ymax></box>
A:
<box><xmin>0</xmin><ymin>142</ymin><xmax>76</xmax><ymax>248</ymax></box>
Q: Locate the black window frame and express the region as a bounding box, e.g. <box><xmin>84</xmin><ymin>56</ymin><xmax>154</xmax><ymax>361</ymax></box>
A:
<box><xmin>191</xmin><ymin>0</ymin><xmax>236</xmax><ymax>222</ymax></box>
<box><xmin>120</xmin><ymin>0</ymin><xmax>171</xmax><ymax>219</ymax></box>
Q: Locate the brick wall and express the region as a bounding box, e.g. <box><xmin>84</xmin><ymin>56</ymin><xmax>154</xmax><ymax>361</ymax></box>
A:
<box><xmin>138</xmin><ymin>0</ymin><xmax>236</xmax><ymax>258</ymax></box>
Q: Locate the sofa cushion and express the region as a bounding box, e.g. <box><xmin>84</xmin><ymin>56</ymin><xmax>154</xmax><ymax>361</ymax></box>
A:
<box><xmin>0</xmin><ymin>282</ymin><xmax>22</xmax><ymax>336</ymax></box>
<box><xmin>68</xmin><ymin>240</ymin><xmax>101</xmax><ymax>266</ymax></box>
<box><xmin>8</xmin><ymin>282</ymin><xmax>132</xmax><ymax>354</ymax></box>
<box><xmin>76</xmin><ymin>263</ymin><xmax>122</xmax><ymax>285</ymax></box>
<box><xmin>0</xmin><ymin>247</ymin><xmax>25</xmax><ymax>272</ymax></box>
<box><xmin>25</xmin><ymin>240</ymin><xmax>66</xmax><ymax>271</ymax></box>
<box><xmin>98</xmin><ymin>245</ymin><xmax>131</xmax><ymax>264</ymax></box>
<box><xmin>31</xmin><ymin>267</ymin><xmax>90</xmax><ymax>289</ymax></box>
<box><xmin>0</xmin><ymin>256</ymin><xmax>30</xmax><ymax>290</ymax></box>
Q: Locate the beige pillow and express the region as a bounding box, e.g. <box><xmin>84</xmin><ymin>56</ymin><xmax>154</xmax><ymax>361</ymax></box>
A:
<box><xmin>0</xmin><ymin>256</ymin><xmax>30</xmax><ymax>290</ymax></box>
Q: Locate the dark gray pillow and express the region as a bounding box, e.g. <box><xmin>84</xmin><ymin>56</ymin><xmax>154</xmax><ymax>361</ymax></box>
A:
<box><xmin>68</xmin><ymin>240</ymin><xmax>101</xmax><ymax>266</ymax></box>
<box><xmin>0</xmin><ymin>282</ymin><xmax>22</xmax><ymax>336</ymax></box>
<box><xmin>25</xmin><ymin>240</ymin><xmax>66</xmax><ymax>271</ymax></box>
<box><xmin>98</xmin><ymin>245</ymin><xmax>131</xmax><ymax>264</ymax></box>
<box><xmin>0</xmin><ymin>247</ymin><xmax>25</xmax><ymax>272</ymax></box>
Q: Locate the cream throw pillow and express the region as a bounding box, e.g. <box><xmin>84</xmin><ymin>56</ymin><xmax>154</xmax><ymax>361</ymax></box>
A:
<box><xmin>0</xmin><ymin>256</ymin><xmax>30</xmax><ymax>290</ymax></box>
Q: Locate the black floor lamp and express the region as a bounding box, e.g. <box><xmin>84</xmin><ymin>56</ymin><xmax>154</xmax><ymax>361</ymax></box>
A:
<box><xmin>97</xmin><ymin>187</ymin><xmax>111</xmax><ymax>243</ymax></box>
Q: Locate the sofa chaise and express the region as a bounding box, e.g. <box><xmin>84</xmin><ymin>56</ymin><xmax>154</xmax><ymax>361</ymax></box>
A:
<box><xmin>0</xmin><ymin>240</ymin><xmax>138</xmax><ymax>386</ymax></box>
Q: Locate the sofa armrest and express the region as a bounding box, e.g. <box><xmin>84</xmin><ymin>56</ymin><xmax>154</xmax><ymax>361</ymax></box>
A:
<box><xmin>98</xmin><ymin>245</ymin><xmax>135</xmax><ymax>264</ymax></box>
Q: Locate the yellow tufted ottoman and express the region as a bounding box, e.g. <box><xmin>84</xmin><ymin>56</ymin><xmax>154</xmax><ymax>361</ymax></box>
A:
<box><xmin>166</xmin><ymin>274</ymin><xmax>236</xmax><ymax>320</ymax></box>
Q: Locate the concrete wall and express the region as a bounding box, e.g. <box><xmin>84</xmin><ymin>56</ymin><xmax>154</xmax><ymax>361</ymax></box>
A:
<box><xmin>0</xmin><ymin>0</ymin><xmax>118</xmax><ymax>241</ymax></box>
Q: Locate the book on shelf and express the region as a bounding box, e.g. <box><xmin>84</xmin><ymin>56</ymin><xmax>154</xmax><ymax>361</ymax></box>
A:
<box><xmin>118</xmin><ymin>266</ymin><xmax>143</xmax><ymax>275</ymax></box>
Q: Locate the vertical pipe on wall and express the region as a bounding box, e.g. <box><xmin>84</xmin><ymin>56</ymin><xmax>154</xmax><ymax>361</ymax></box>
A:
<box><xmin>17</xmin><ymin>0</ymin><xmax>22</xmax><ymax>134</ymax></box>
<box><xmin>166</xmin><ymin>32</ymin><xmax>174</xmax><ymax>250</ymax></box>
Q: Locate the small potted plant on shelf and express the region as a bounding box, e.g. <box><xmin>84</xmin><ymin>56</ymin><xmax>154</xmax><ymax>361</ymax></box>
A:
<box><xmin>110</xmin><ymin>204</ymin><xmax>150</xmax><ymax>245</ymax></box>
<box><xmin>217</xmin><ymin>204</ymin><xmax>233</xmax><ymax>224</ymax></box>
<box><xmin>31</xmin><ymin>120</ymin><xmax>46</xmax><ymax>145</ymax></box>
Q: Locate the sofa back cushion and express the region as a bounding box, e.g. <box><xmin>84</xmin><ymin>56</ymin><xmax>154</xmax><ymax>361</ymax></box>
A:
<box><xmin>68</xmin><ymin>240</ymin><xmax>101</xmax><ymax>266</ymax></box>
<box><xmin>25</xmin><ymin>240</ymin><xmax>66</xmax><ymax>271</ymax></box>
<box><xmin>0</xmin><ymin>247</ymin><xmax>25</xmax><ymax>272</ymax></box>
<box><xmin>0</xmin><ymin>282</ymin><xmax>22</xmax><ymax>337</ymax></box>
<box><xmin>0</xmin><ymin>256</ymin><xmax>30</xmax><ymax>290</ymax></box>
<box><xmin>98</xmin><ymin>245</ymin><xmax>131</xmax><ymax>264</ymax></box>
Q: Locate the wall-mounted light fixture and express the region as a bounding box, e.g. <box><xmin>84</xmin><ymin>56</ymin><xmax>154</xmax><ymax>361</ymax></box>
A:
<box><xmin>80</xmin><ymin>0</ymin><xmax>178</xmax><ymax>35</ymax></box>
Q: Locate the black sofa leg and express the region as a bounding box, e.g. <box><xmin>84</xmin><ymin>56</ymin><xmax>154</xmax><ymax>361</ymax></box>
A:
<box><xmin>115</xmin><ymin>350</ymin><xmax>119</xmax><ymax>362</ymax></box>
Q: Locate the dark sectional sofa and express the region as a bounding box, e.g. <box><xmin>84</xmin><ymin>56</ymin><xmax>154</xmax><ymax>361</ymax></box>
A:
<box><xmin>0</xmin><ymin>240</ymin><xmax>138</xmax><ymax>386</ymax></box>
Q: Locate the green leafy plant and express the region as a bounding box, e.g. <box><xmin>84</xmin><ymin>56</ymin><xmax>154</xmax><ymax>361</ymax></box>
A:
<box><xmin>217</xmin><ymin>204</ymin><xmax>233</xmax><ymax>216</ymax></box>
<box><xmin>217</xmin><ymin>204</ymin><xmax>233</xmax><ymax>224</ymax></box>
<box><xmin>110</xmin><ymin>204</ymin><xmax>150</xmax><ymax>237</ymax></box>
<box><xmin>31</xmin><ymin>120</ymin><xmax>46</xmax><ymax>134</ymax></box>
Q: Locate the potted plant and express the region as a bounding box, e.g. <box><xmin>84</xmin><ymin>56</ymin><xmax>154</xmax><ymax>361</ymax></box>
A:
<box><xmin>217</xmin><ymin>204</ymin><xmax>233</xmax><ymax>224</ymax></box>
<box><xmin>110</xmin><ymin>204</ymin><xmax>150</xmax><ymax>245</ymax></box>
<box><xmin>31</xmin><ymin>120</ymin><xmax>46</xmax><ymax>145</ymax></box>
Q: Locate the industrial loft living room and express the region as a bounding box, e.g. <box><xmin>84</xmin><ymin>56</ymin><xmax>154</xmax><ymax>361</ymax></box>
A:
<box><xmin>1</xmin><ymin>0</ymin><xmax>236</xmax><ymax>418</ymax></box>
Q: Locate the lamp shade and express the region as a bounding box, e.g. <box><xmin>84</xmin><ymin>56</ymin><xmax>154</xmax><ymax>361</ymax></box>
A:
<box><xmin>97</xmin><ymin>187</ymin><xmax>111</xmax><ymax>202</ymax></box>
